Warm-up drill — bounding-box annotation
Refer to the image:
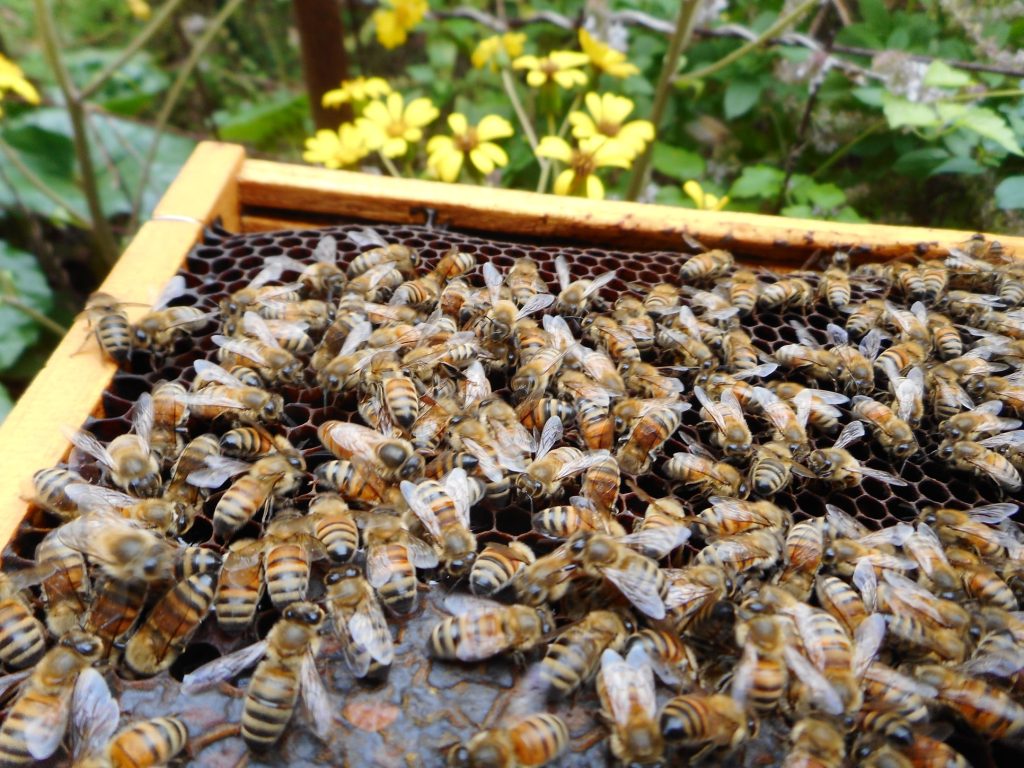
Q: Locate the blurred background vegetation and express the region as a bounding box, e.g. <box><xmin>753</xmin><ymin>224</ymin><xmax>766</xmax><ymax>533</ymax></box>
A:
<box><xmin>1</xmin><ymin>0</ymin><xmax>1023</xmax><ymax>422</ymax></box>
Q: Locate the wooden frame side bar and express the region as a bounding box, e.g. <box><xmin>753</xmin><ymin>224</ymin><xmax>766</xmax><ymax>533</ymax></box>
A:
<box><xmin>0</xmin><ymin>142</ymin><xmax>246</xmax><ymax>549</ymax></box>
<box><xmin>237</xmin><ymin>158</ymin><xmax>1024</xmax><ymax>262</ymax></box>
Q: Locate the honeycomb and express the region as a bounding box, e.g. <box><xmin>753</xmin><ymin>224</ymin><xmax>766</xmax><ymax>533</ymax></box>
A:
<box><xmin>4</xmin><ymin>221</ymin><xmax>1022</xmax><ymax>768</ymax></box>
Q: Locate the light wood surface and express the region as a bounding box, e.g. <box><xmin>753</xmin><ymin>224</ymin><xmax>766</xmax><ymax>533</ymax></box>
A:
<box><xmin>237</xmin><ymin>159</ymin><xmax>1024</xmax><ymax>263</ymax></box>
<box><xmin>0</xmin><ymin>142</ymin><xmax>245</xmax><ymax>550</ymax></box>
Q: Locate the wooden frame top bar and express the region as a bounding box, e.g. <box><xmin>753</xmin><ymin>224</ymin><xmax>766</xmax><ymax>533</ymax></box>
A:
<box><xmin>237</xmin><ymin>157</ymin><xmax>1024</xmax><ymax>263</ymax></box>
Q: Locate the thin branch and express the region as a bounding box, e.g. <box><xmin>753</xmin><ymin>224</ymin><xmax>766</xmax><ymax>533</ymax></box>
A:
<box><xmin>676</xmin><ymin>0</ymin><xmax>819</xmax><ymax>85</ymax></box>
<box><xmin>129</xmin><ymin>0</ymin><xmax>247</xmax><ymax>230</ymax></box>
<box><xmin>0</xmin><ymin>294</ymin><xmax>69</xmax><ymax>337</ymax></box>
<box><xmin>79</xmin><ymin>0</ymin><xmax>190</xmax><ymax>100</ymax></box>
<box><xmin>0</xmin><ymin>136</ymin><xmax>90</xmax><ymax>227</ymax></box>
<box><xmin>811</xmin><ymin>119</ymin><xmax>884</xmax><ymax>178</ymax></box>
<box><xmin>626</xmin><ymin>1</ymin><xmax>702</xmax><ymax>202</ymax></box>
<box><xmin>35</xmin><ymin>0</ymin><xmax>120</xmax><ymax>273</ymax></box>
<box><xmin>379</xmin><ymin>154</ymin><xmax>402</xmax><ymax>178</ymax></box>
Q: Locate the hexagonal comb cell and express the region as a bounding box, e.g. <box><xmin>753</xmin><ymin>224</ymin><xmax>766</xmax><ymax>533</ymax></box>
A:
<box><xmin>5</xmin><ymin>221</ymin><xmax>1020</xmax><ymax>768</ymax></box>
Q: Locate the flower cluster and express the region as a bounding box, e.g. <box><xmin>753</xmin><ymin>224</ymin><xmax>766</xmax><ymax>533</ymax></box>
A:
<box><xmin>684</xmin><ymin>180</ymin><xmax>729</xmax><ymax>211</ymax></box>
<box><xmin>427</xmin><ymin>114</ymin><xmax>513</xmax><ymax>182</ymax></box>
<box><xmin>373</xmin><ymin>0</ymin><xmax>428</xmax><ymax>50</ymax></box>
<box><xmin>323</xmin><ymin>77</ymin><xmax>391</xmax><ymax>108</ymax></box>
<box><xmin>536</xmin><ymin>136</ymin><xmax>632</xmax><ymax>200</ymax></box>
<box><xmin>472</xmin><ymin>33</ymin><xmax>526</xmax><ymax>71</ymax></box>
<box><xmin>0</xmin><ymin>54</ymin><xmax>40</xmax><ymax>118</ymax></box>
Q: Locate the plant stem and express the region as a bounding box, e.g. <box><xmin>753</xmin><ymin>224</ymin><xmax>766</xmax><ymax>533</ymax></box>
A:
<box><xmin>380</xmin><ymin>154</ymin><xmax>402</xmax><ymax>178</ymax></box>
<box><xmin>0</xmin><ymin>137</ymin><xmax>90</xmax><ymax>227</ymax></box>
<box><xmin>129</xmin><ymin>0</ymin><xmax>247</xmax><ymax>230</ymax></box>
<box><xmin>500</xmin><ymin>67</ymin><xmax>539</xmax><ymax>151</ymax></box>
<box><xmin>812</xmin><ymin>120</ymin><xmax>885</xmax><ymax>179</ymax></box>
<box><xmin>0</xmin><ymin>295</ymin><xmax>68</xmax><ymax>337</ymax></box>
<box><xmin>675</xmin><ymin>0</ymin><xmax>818</xmax><ymax>85</ymax></box>
<box><xmin>35</xmin><ymin>0</ymin><xmax>120</xmax><ymax>274</ymax></box>
<box><xmin>79</xmin><ymin>0</ymin><xmax>190</xmax><ymax>100</ymax></box>
<box><xmin>625</xmin><ymin>0</ymin><xmax>702</xmax><ymax>201</ymax></box>
<box><xmin>949</xmin><ymin>88</ymin><xmax>1024</xmax><ymax>102</ymax></box>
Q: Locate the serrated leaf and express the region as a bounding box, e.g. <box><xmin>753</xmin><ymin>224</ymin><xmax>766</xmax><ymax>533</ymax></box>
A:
<box><xmin>995</xmin><ymin>176</ymin><xmax>1024</xmax><ymax>209</ymax></box>
<box><xmin>729</xmin><ymin>164</ymin><xmax>784</xmax><ymax>199</ymax></box>
<box><xmin>63</xmin><ymin>48</ymin><xmax>168</xmax><ymax>115</ymax></box>
<box><xmin>651</xmin><ymin>142</ymin><xmax>704</xmax><ymax>181</ymax></box>
<box><xmin>789</xmin><ymin>175</ymin><xmax>846</xmax><ymax>209</ymax></box>
<box><xmin>950</xmin><ymin>106</ymin><xmax>1023</xmax><ymax>156</ymax></box>
<box><xmin>0</xmin><ymin>240</ymin><xmax>54</xmax><ymax>370</ymax></box>
<box><xmin>923</xmin><ymin>61</ymin><xmax>974</xmax><ymax>89</ymax></box>
<box><xmin>781</xmin><ymin>204</ymin><xmax>815</xmax><ymax>219</ymax></box>
<box><xmin>881</xmin><ymin>93</ymin><xmax>939</xmax><ymax>129</ymax></box>
<box><xmin>723</xmin><ymin>80</ymin><xmax>762</xmax><ymax>119</ymax></box>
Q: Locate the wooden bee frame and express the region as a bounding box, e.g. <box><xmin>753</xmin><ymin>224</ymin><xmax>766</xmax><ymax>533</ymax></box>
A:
<box><xmin>0</xmin><ymin>139</ymin><xmax>1021</xmax><ymax>550</ymax></box>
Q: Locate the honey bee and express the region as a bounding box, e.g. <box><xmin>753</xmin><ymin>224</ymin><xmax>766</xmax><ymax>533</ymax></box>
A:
<box><xmin>432</xmin><ymin>247</ymin><xmax>477</xmax><ymax>282</ymax></box>
<box><xmin>539</xmin><ymin>609</ymin><xmax>631</xmax><ymax>697</ymax></box>
<box><xmin>679</xmin><ymin>244</ymin><xmax>734</xmax><ymax>283</ymax></box>
<box><xmin>731</xmin><ymin>613</ymin><xmax>789</xmax><ymax>712</ymax></box>
<box><xmin>318</xmin><ymin>420</ymin><xmax>423</xmax><ymax>481</ymax></box>
<box><xmin>844</xmin><ymin>298</ymin><xmax>887</xmax><ymax>339</ymax></box>
<box><xmin>213</xmin><ymin>312</ymin><xmax>305</xmax><ymax>386</ymax></box>
<box><xmin>314</xmin><ymin>458</ymin><xmax>393</xmax><ymax>507</ymax></box>
<box><xmin>828</xmin><ymin>324</ymin><xmax>879</xmax><ymax>393</ymax></box>
<box><xmin>182</xmin><ymin>602</ymin><xmax>334</xmax><ymax>751</ymax></box>
<box><xmin>901</xmin><ymin>523</ymin><xmax>961</xmax><ymax>598</ymax></box>
<box><xmin>586</xmin><ymin>316</ymin><xmax>641</xmax><ymax>366</ymax></box>
<box><xmin>639</xmin><ymin>283</ymin><xmax>681</xmax><ymax>315</ymax></box>
<box><xmin>30</xmin><ymin>466</ymin><xmax>86</xmax><ymax>518</ymax></box>
<box><xmin>219</xmin><ymin>280</ymin><xmax>301</xmax><ymax>325</ymax></box>
<box><xmin>613</xmin><ymin>295</ymin><xmax>656</xmax><ymax>350</ymax></box>
<box><xmin>533</xmin><ymin>496</ymin><xmax>625</xmax><ymax>540</ymax></box>
<box><xmin>659</xmin><ymin>691</ymin><xmax>748</xmax><ymax>755</ymax></box>
<box><xmin>267</xmin><ymin>234</ymin><xmax>347</xmax><ymax>298</ymax></box>
<box><xmin>213</xmin><ymin>538</ymin><xmax>264</xmax><ymax>634</ymax></box>
<box><xmin>65</xmin><ymin>484</ymin><xmax>185</xmax><ymax>536</ymax></box>
<box><xmin>946</xmin><ymin>547</ymin><xmax>1018</xmax><ymax>610</ymax></box>
<box><xmin>567</xmin><ymin>531</ymin><xmax>670</xmax><ymax>620</ymax></box>
<box><xmin>724</xmin><ymin>269</ymin><xmax>759</xmax><ymax>316</ymax></box>
<box><xmin>938</xmin><ymin>438</ymin><xmax>1022</xmax><ymax>491</ymax></box>
<box><xmin>769</xmin><ymin>382</ymin><xmax>847</xmax><ymax>435</ymax></box>
<box><xmin>0</xmin><ymin>631</ymin><xmax>103</xmax><ymax>765</ymax></box>
<box><xmin>928</xmin><ymin>310</ymin><xmax>963</xmax><ymax>359</ymax></box>
<box><xmin>720</xmin><ymin>328</ymin><xmax>762</xmax><ymax>371</ymax></box>
<box><xmin>81</xmin><ymin>292</ymin><xmax>132</xmax><ymax>363</ymax></box>
<box><xmin>597</xmin><ymin>646</ymin><xmax>665</xmax><ymax>767</ymax></box>
<box><xmin>922</xmin><ymin>503</ymin><xmax>1019</xmax><ymax>557</ymax></box>
<box><xmin>815</xmin><ymin>574</ymin><xmax>868</xmax><ymax>637</ymax></box>
<box><xmin>35</xmin><ymin>528</ymin><xmax>90</xmax><ymax>637</ymax></box>
<box><xmin>941</xmin><ymin>399</ymin><xmax>1022</xmax><ymax>441</ymax></box>
<box><xmin>131</xmin><ymin>276</ymin><xmax>210</xmax><ymax>358</ymax></box>
<box><xmin>512</xmin><ymin>543</ymin><xmax>578</xmax><ymax>606</ymax></box>
<box><xmin>65</xmin><ymin>394</ymin><xmax>161</xmax><ymax>497</ymax></box>
<box><xmin>554</xmin><ymin>255</ymin><xmax>616</xmax><ymax>315</ymax></box>
<box><xmin>776</xmin><ymin>518</ymin><xmax>825</xmax><ymax>599</ymax></box>
<box><xmin>149</xmin><ymin>380</ymin><xmax>188</xmax><ymax>464</ymax></box>
<box><xmin>970</xmin><ymin>372</ymin><xmax>1024</xmax><ymax>416</ymax></box>
<box><xmin>665</xmin><ymin>450</ymin><xmax>747</xmax><ymax>498</ymax></box>
<box><xmin>429</xmin><ymin>594</ymin><xmax>554</xmax><ymax>661</ymax></box>
<box><xmin>748</xmin><ymin>441</ymin><xmax>797</xmax><ymax>497</ymax></box>
<box><xmin>914</xmin><ymin>664</ymin><xmax>1024</xmax><ymax>740</ymax></box>
<box><xmin>805</xmin><ymin>421</ymin><xmax>908</xmax><ymax>488</ymax></box>
<box><xmin>695</xmin><ymin>529</ymin><xmax>784</xmax><ymax>574</ymax></box>
<box><xmin>123</xmin><ymin>569</ymin><xmax>217</xmax><ymax>677</ymax></box>
<box><xmin>851</xmin><ymin>395</ymin><xmax>919</xmax><ymax>458</ymax></box>
<box><xmin>402</xmin><ymin>468</ymin><xmax>477</xmax><ymax>577</ymax></box>
<box><xmin>755</xmin><ymin>386</ymin><xmax>812</xmax><ymax>457</ymax></box>
<box><xmin>446</xmin><ymin>713</ymin><xmax>570</xmax><ymax>768</ymax></box>
<box><xmin>616</xmin><ymin>400</ymin><xmax>689</xmax><ymax>475</ymax></box>
<box><xmin>775</xmin><ymin>341</ymin><xmax>841</xmax><ymax>384</ymax></box>
<box><xmin>364</xmin><ymin>515</ymin><xmax>438</xmax><ymax>615</ymax></box>
<box><xmin>660</xmin><ymin>564</ymin><xmax>733</xmax><ymax>633</ymax></box>
<box><xmin>477</xmin><ymin>262</ymin><xmax>554</xmax><ymax>343</ymax></box>
<box><xmin>695</xmin><ymin>386</ymin><xmax>752</xmax><ymax>458</ymax></box>
<box><xmin>510</xmin><ymin>346</ymin><xmax>565</xmax><ymax>401</ymax></box>
<box><xmin>345</xmin><ymin>261</ymin><xmax>404</xmax><ymax>301</ymax></box>
<box><xmin>695</xmin><ymin>497</ymin><xmax>789</xmax><ymax>538</ymax></box>
<box><xmin>470</xmin><ymin>542</ymin><xmax>536</xmax><ymax>597</ymax></box>
<box><xmin>346</xmin><ymin>227</ymin><xmax>418</xmax><ymax>276</ymax></box>
<box><xmin>759</xmin><ymin>276</ymin><xmax>814</xmax><ymax>309</ymax></box>
<box><xmin>0</xmin><ymin>567</ymin><xmax>51</xmax><ymax>671</ymax></box>
<box><xmin>927</xmin><ymin>363</ymin><xmax>974</xmax><ymax>422</ymax></box>
<box><xmin>516</xmin><ymin>417</ymin><xmax>585</xmax><ymax>497</ymax></box>
<box><xmin>506</xmin><ymin>257</ymin><xmax>549</xmax><ymax>306</ymax></box>
<box><xmin>184</xmin><ymin>360</ymin><xmax>285</xmax><ymax>424</ymax></box>
<box><xmin>323</xmin><ymin>565</ymin><xmax>394</xmax><ymax>679</ymax></box>
<box><xmin>820</xmin><ymin>251</ymin><xmax>852</xmax><ymax>309</ymax></box>
<box><xmin>900</xmin><ymin>733</ymin><xmax>971</xmax><ymax>768</ymax></box>
<box><xmin>784</xmin><ymin>717</ymin><xmax>846</xmax><ymax>768</ymax></box>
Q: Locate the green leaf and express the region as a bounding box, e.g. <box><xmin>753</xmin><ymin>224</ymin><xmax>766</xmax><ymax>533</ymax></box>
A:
<box><xmin>930</xmin><ymin>156</ymin><xmax>986</xmax><ymax>175</ymax></box>
<box><xmin>653</xmin><ymin>185</ymin><xmax>687</xmax><ymax>207</ymax></box>
<box><xmin>723</xmin><ymin>79</ymin><xmax>762</xmax><ymax>119</ymax></box>
<box><xmin>0</xmin><ymin>382</ymin><xmax>11</xmax><ymax>425</ymax></box>
<box><xmin>63</xmin><ymin>48</ymin><xmax>169</xmax><ymax>115</ymax></box>
<box><xmin>0</xmin><ymin>240</ymin><xmax>54</xmax><ymax>370</ymax></box>
<box><xmin>851</xmin><ymin>86</ymin><xmax>884</xmax><ymax>108</ymax></box>
<box><xmin>995</xmin><ymin>176</ymin><xmax>1024</xmax><ymax>209</ymax></box>
<box><xmin>426</xmin><ymin>38</ymin><xmax>458</xmax><ymax>71</ymax></box>
<box><xmin>650</xmin><ymin>142</ymin><xmax>705</xmax><ymax>181</ymax></box>
<box><xmin>923</xmin><ymin>61</ymin><xmax>974</xmax><ymax>89</ymax></box>
<box><xmin>881</xmin><ymin>93</ymin><xmax>939</xmax><ymax>129</ymax></box>
<box><xmin>949</xmin><ymin>106</ymin><xmax>1024</xmax><ymax>156</ymax></box>
<box><xmin>789</xmin><ymin>175</ymin><xmax>846</xmax><ymax>209</ymax></box>
<box><xmin>780</xmin><ymin>204</ymin><xmax>815</xmax><ymax>219</ymax></box>
<box><xmin>215</xmin><ymin>91</ymin><xmax>309</xmax><ymax>146</ymax></box>
<box><xmin>892</xmin><ymin>147</ymin><xmax>950</xmax><ymax>177</ymax></box>
<box><xmin>729</xmin><ymin>164</ymin><xmax>784</xmax><ymax>200</ymax></box>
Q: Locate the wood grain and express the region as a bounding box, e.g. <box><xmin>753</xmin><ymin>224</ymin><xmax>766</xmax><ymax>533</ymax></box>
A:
<box><xmin>0</xmin><ymin>142</ymin><xmax>245</xmax><ymax>550</ymax></box>
<box><xmin>237</xmin><ymin>159</ymin><xmax>1024</xmax><ymax>263</ymax></box>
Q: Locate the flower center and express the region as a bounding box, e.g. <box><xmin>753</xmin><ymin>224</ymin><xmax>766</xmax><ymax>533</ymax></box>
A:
<box><xmin>454</xmin><ymin>128</ymin><xmax>479</xmax><ymax>153</ymax></box>
<box><xmin>387</xmin><ymin>119</ymin><xmax>407</xmax><ymax>138</ymax></box>
<box><xmin>596</xmin><ymin>119</ymin><xmax>621</xmax><ymax>137</ymax></box>
<box><xmin>572</xmin><ymin>149</ymin><xmax>597</xmax><ymax>178</ymax></box>
<box><xmin>540</xmin><ymin>59</ymin><xmax>560</xmax><ymax>77</ymax></box>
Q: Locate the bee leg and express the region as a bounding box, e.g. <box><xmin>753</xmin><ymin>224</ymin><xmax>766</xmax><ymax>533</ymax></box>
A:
<box><xmin>189</xmin><ymin>723</ymin><xmax>242</xmax><ymax>756</ymax></box>
<box><xmin>70</xmin><ymin>330</ymin><xmax>98</xmax><ymax>357</ymax></box>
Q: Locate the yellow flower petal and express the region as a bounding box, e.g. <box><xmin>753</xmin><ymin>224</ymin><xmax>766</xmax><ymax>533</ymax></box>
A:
<box><xmin>427</xmin><ymin>135</ymin><xmax>455</xmax><ymax>154</ymax></box>
<box><xmin>553</xmin><ymin>169</ymin><xmax>576</xmax><ymax>196</ymax></box>
<box><xmin>603</xmin><ymin>94</ymin><xmax>635</xmax><ymax>125</ymax></box>
<box><xmin>586</xmin><ymin>137</ymin><xmax>633</xmax><ymax>169</ymax></box>
<box><xmin>476</xmin><ymin>115</ymin><xmax>513</xmax><ymax>141</ymax></box>
<box><xmin>432</xmin><ymin>147</ymin><xmax>464</xmax><ymax>183</ymax></box>
<box><xmin>502</xmin><ymin>33</ymin><xmax>526</xmax><ymax>58</ymax></box>
<box><xmin>447</xmin><ymin>112</ymin><xmax>468</xmax><ymax>135</ymax></box>
<box><xmin>549</xmin><ymin>51</ymin><xmax>591</xmax><ymax>69</ymax></box>
<box><xmin>385</xmin><ymin>92</ymin><xmax>405</xmax><ymax>122</ymax></box>
<box><xmin>585</xmin><ymin>174</ymin><xmax>605</xmax><ymax>200</ymax></box>
<box><xmin>584</xmin><ymin>92</ymin><xmax>604</xmax><ymax>122</ymax></box>
<box><xmin>683</xmin><ymin>180</ymin><xmax>706</xmax><ymax>209</ymax></box>
<box><xmin>381</xmin><ymin>137</ymin><xmax>408</xmax><ymax>158</ymax></box>
<box><xmin>404</xmin><ymin>97</ymin><xmax>439</xmax><ymax>128</ymax></box>
<box><xmin>525</xmin><ymin>70</ymin><xmax>547</xmax><ymax>89</ymax></box>
<box><xmin>579</xmin><ymin>29</ymin><xmax>639</xmax><ymax>78</ymax></box>
<box><xmin>536</xmin><ymin>136</ymin><xmax>573</xmax><ymax>164</ymax></box>
<box><xmin>568</xmin><ymin>112</ymin><xmax>598</xmax><ymax>140</ymax></box>
<box><xmin>469</xmin><ymin>147</ymin><xmax>496</xmax><ymax>175</ymax></box>
<box><xmin>472</xmin><ymin>36</ymin><xmax>501</xmax><ymax>70</ymax></box>
<box><xmin>362</xmin><ymin>99</ymin><xmax>392</xmax><ymax>124</ymax></box>
<box><xmin>512</xmin><ymin>55</ymin><xmax>539</xmax><ymax>70</ymax></box>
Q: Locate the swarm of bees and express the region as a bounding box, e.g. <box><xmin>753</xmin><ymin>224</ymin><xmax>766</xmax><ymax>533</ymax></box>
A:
<box><xmin>4</xmin><ymin>224</ymin><xmax>1024</xmax><ymax>767</ymax></box>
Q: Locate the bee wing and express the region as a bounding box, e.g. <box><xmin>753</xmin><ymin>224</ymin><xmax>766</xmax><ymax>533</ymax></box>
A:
<box><xmin>603</xmin><ymin>566</ymin><xmax>666</xmax><ymax>620</ymax></box>
<box><xmin>63</xmin><ymin>427</ymin><xmax>115</xmax><ymax>471</ymax></box>
<box><xmin>621</xmin><ymin>524</ymin><xmax>691</xmax><ymax>559</ymax></box>
<box><xmin>515</xmin><ymin>293</ymin><xmax>555</xmax><ymax>320</ymax></box>
<box><xmin>55</xmin><ymin>512</ymin><xmax>147</xmax><ymax>563</ymax></box>
<box><xmin>443</xmin><ymin>468</ymin><xmax>473</xmax><ymax>528</ymax></box>
<box><xmin>0</xmin><ymin>669</ymin><xmax>30</xmax><ymax>700</ymax></box>
<box><xmin>664</xmin><ymin>580</ymin><xmax>715</xmax><ymax>610</ymax></box>
<box><xmin>66</xmin><ymin>482</ymin><xmax>136</xmax><ymax>511</ymax></box>
<box><xmin>24</xmin><ymin>685</ymin><xmax>73</xmax><ymax>760</ymax></box>
<box><xmin>71</xmin><ymin>667</ymin><xmax>119</xmax><ymax>761</ymax></box>
<box><xmin>187</xmin><ymin>455</ymin><xmax>251</xmax><ymax>488</ymax></box>
<box><xmin>347</xmin><ymin>227</ymin><xmax>388</xmax><ymax>249</ymax></box>
<box><xmin>852</xmin><ymin>614</ymin><xmax>885</xmax><ymax>680</ymax></box>
<box><xmin>553</xmin><ymin>449</ymin><xmax>612</xmax><ymax>481</ymax></box>
<box><xmin>962</xmin><ymin>654</ymin><xmax>1024</xmax><ymax>678</ymax></box>
<box><xmin>905</xmin><ymin>524</ymin><xmax>951</xmax><ymax>578</ymax></box>
<box><xmin>755</xmin><ymin>388</ymin><xmax>799</xmax><ymax>432</ymax></box>
<box><xmin>242</xmin><ymin>311</ymin><xmax>281</xmax><ymax>350</ymax></box>
<box><xmin>131</xmin><ymin>392</ymin><xmax>154</xmax><ymax>443</ymax></box>
<box><xmin>600</xmin><ymin>646</ymin><xmax>657</xmax><ymax>724</ymax></box>
<box><xmin>859</xmin><ymin>329</ymin><xmax>883</xmax><ymax>359</ymax></box>
<box><xmin>249</xmin><ymin>262</ymin><xmax>287</xmax><ymax>289</ymax></box>
<box><xmin>731</xmin><ymin>644</ymin><xmax>757</xmax><ymax>709</ymax></box>
<box><xmin>542</xmin><ymin>314</ymin><xmax>576</xmax><ymax>349</ymax></box>
<box><xmin>348</xmin><ymin>600</ymin><xmax>394</xmax><ymax>668</ymax></box>
<box><xmin>555</xmin><ymin>255</ymin><xmax>571</xmax><ymax>291</ymax></box>
<box><xmin>264</xmin><ymin>255</ymin><xmax>312</xmax><ymax>278</ymax></box>
<box><xmin>826</xmin><ymin>323</ymin><xmax>849</xmax><ymax>346</ymax></box>
<box><xmin>339</xmin><ymin>320</ymin><xmax>373</xmax><ymax>356</ymax></box>
<box><xmin>322</xmin><ymin>422</ymin><xmax>382</xmax><ymax>459</ymax></box>
<box><xmin>832</xmin><ymin>420</ymin><xmax>865</xmax><ymax>450</ymax></box>
<box><xmin>400</xmin><ymin>481</ymin><xmax>445</xmax><ymax>542</ymax></box>
<box><xmin>534</xmin><ymin>416</ymin><xmax>563</xmax><ymax>461</ymax></box>
<box><xmin>860</xmin><ymin>522</ymin><xmax>914</xmax><ymax>548</ymax></box>
<box><xmin>783</xmin><ymin>646</ymin><xmax>844</xmax><ymax>716</ymax></box>
<box><xmin>893</xmin><ymin>370</ymin><xmax>925</xmax><ymax>423</ymax></box>
<box><xmin>582</xmin><ymin>271</ymin><xmax>617</xmax><ymax>298</ymax></box>
<box><xmin>193</xmin><ymin>358</ymin><xmax>246</xmax><ymax>388</ymax></box>
<box><xmin>181</xmin><ymin>640</ymin><xmax>268</xmax><ymax>693</ymax></box>
<box><xmin>825</xmin><ymin>504</ymin><xmax>868</xmax><ymax>539</ymax></box>
<box><xmin>212</xmin><ymin>334</ymin><xmax>268</xmax><ymax>366</ymax></box>
<box><xmin>803</xmin><ymin>389</ymin><xmax>849</xmax><ymax>405</ymax></box>
<box><xmin>734</xmin><ymin>362</ymin><xmax>779</xmax><ymax>380</ymax></box>
<box><xmin>460</xmin><ymin>438</ymin><xmax>506</xmax><ymax>482</ymax></box>
<box><xmin>852</xmin><ymin>558</ymin><xmax>877</xmax><ymax>611</ymax></box>
<box><xmin>483</xmin><ymin>261</ymin><xmax>503</xmax><ymax>306</ymax></box>
<box><xmin>180</xmin><ymin>390</ymin><xmax>249</xmax><ymax>411</ymax></box>
<box><xmin>789</xmin><ymin>321</ymin><xmax>820</xmax><ymax>348</ymax></box>
<box><xmin>882</xmin><ymin>571</ymin><xmax>947</xmax><ymax>625</ymax></box>
<box><xmin>152</xmin><ymin>274</ymin><xmax>187</xmax><ymax>311</ymax></box>
<box><xmin>850</xmin><ymin>464</ymin><xmax>909</xmax><ymax>486</ymax></box>
<box><xmin>462</xmin><ymin>361</ymin><xmax>492</xmax><ymax>410</ymax></box>
<box><xmin>693</xmin><ymin>386</ymin><xmax>727</xmax><ymax>434</ymax></box>
<box><xmin>965</xmin><ymin>503</ymin><xmax>1018</xmax><ymax>524</ymax></box>
<box><xmin>313</xmin><ymin>234</ymin><xmax>338</xmax><ymax>264</ymax></box>
<box><xmin>301</xmin><ymin>649</ymin><xmax>335</xmax><ymax>741</ymax></box>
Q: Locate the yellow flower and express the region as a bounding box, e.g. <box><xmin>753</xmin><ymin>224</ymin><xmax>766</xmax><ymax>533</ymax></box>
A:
<box><xmin>373</xmin><ymin>0</ymin><xmax>428</xmax><ymax>49</ymax></box>
<box><xmin>568</xmin><ymin>92</ymin><xmax>654</xmax><ymax>159</ymax></box>
<box><xmin>471</xmin><ymin>32</ymin><xmax>526</xmax><ymax>70</ymax></box>
<box><xmin>303</xmin><ymin>124</ymin><xmax>370</xmax><ymax>169</ymax></box>
<box><xmin>356</xmin><ymin>92</ymin><xmax>438</xmax><ymax>158</ymax></box>
<box><xmin>427</xmin><ymin>113</ymin><xmax>514</xmax><ymax>183</ymax></box>
<box><xmin>579</xmin><ymin>29</ymin><xmax>639</xmax><ymax>78</ymax></box>
<box><xmin>684</xmin><ymin>180</ymin><xmax>729</xmax><ymax>211</ymax></box>
<box><xmin>323</xmin><ymin>77</ymin><xmax>392</xmax><ymax>108</ymax></box>
<box><xmin>535</xmin><ymin>135</ymin><xmax>632</xmax><ymax>200</ymax></box>
<box><xmin>0</xmin><ymin>54</ymin><xmax>41</xmax><ymax>118</ymax></box>
<box><xmin>127</xmin><ymin>0</ymin><xmax>151</xmax><ymax>20</ymax></box>
<box><xmin>513</xmin><ymin>51</ymin><xmax>590</xmax><ymax>90</ymax></box>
